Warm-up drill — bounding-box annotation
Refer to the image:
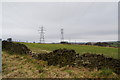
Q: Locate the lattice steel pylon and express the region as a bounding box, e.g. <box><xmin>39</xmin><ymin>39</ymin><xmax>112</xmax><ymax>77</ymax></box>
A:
<box><xmin>38</xmin><ymin>26</ymin><xmax>45</xmax><ymax>43</ymax></box>
<box><xmin>61</xmin><ymin>28</ymin><xmax>64</xmax><ymax>42</ymax></box>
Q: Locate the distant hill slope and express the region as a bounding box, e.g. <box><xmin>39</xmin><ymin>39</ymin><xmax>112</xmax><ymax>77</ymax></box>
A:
<box><xmin>107</xmin><ymin>41</ymin><xmax>119</xmax><ymax>47</ymax></box>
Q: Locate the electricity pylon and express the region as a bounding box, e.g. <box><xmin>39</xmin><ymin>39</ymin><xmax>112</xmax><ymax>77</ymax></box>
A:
<box><xmin>38</xmin><ymin>26</ymin><xmax>45</xmax><ymax>43</ymax></box>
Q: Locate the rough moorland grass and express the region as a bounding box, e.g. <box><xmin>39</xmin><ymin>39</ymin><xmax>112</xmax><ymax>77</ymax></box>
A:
<box><xmin>3</xmin><ymin>51</ymin><xmax>119</xmax><ymax>78</ymax></box>
<box><xmin>2</xmin><ymin>51</ymin><xmax>47</xmax><ymax>78</ymax></box>
<box><xmin>21</xmin><ymin>42</ymin><xmax>118</xmax><ymax>59</ymax></box>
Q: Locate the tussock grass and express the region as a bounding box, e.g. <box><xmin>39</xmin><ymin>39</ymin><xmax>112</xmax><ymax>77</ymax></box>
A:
<box><xmin>92</xmin><ymin>68</ymin><xmax>119</xmax><ymax>78</ymax></box>
<box><xmin>2</xmin><ymin>51</ymin><xmax>47</xmax><ymax>78</ymax></box>
<box><xmin>2</xmin><ymin>51</ymin><xmax>120</xmax><ymax>78</ymax></box>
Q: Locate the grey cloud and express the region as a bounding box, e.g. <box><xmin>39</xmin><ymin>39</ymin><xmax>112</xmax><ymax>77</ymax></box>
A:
<box><xmin>2</xmin><ymin>2</ymin><xmax>118</xmax><ymax>42</ymax></box>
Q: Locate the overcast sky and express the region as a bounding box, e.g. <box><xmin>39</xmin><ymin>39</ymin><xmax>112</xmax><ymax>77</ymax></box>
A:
<box><xmin>2</xmin><ymin>2</ymin><xmax>118</xmax><ymax>43</ymax></box>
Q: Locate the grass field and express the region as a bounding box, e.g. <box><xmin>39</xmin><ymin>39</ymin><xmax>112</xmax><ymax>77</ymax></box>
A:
<box><xmin>21</xmin><ymin>42</ymin><xmax>118</xmax><ymax>59</ymax></box>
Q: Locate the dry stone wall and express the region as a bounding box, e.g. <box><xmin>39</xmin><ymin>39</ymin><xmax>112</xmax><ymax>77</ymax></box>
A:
<box><xmin>2</xmin><ymin>41</ymin><xmax>31</xmax><ymax>54</ymax></box>
<box><xmin>31</xmin><ymin>49</ymin><xmax>120</xmax><ymax>74</ymax></box>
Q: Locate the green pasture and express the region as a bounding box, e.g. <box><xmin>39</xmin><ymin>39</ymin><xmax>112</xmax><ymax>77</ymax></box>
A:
<box><xmin>20</xmin><ymin>42</ymin><xmax>119</xmax><ymax>59</ymax></box>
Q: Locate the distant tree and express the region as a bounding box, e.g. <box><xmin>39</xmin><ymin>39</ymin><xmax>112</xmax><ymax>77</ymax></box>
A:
<box><xmin>94</xmin><ymin>42</ymin><xmax>109</xmax><ymax>47</ymax></box>
<box><xmin>102</xmin><ymin>42</ymin><xmax>109</xmax><ymax>46</ymax></box>
<box><xmin>85</xmin><ymin>42</ymin><xmax>92</xmax><ymax>45</ymax></box>
<box><xmin>60</xmin><ymin>41</ymin><xmax>68</xmax><ymax>44</ymax></box>
<box><xmin>33</xmin><ymin>42</ymin><xmax>35</xmax><ymax>43</ymax></box>
<box><xmin>7</xmin><ymin>38</ymin><xmax>12</xmax><ymax>42</ymax></box>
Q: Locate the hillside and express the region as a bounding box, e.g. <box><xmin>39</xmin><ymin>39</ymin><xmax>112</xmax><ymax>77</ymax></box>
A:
<box><xmin>2</xmin><ymin>41</ymin><xmax>120</xmax><ymax>78</ymax></box>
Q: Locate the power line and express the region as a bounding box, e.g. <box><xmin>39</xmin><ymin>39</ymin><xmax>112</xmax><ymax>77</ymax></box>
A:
<box><xmin>38</xmin><ymin>26</ymin><xmax>45</xmax><ymax>43</ymax></box>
